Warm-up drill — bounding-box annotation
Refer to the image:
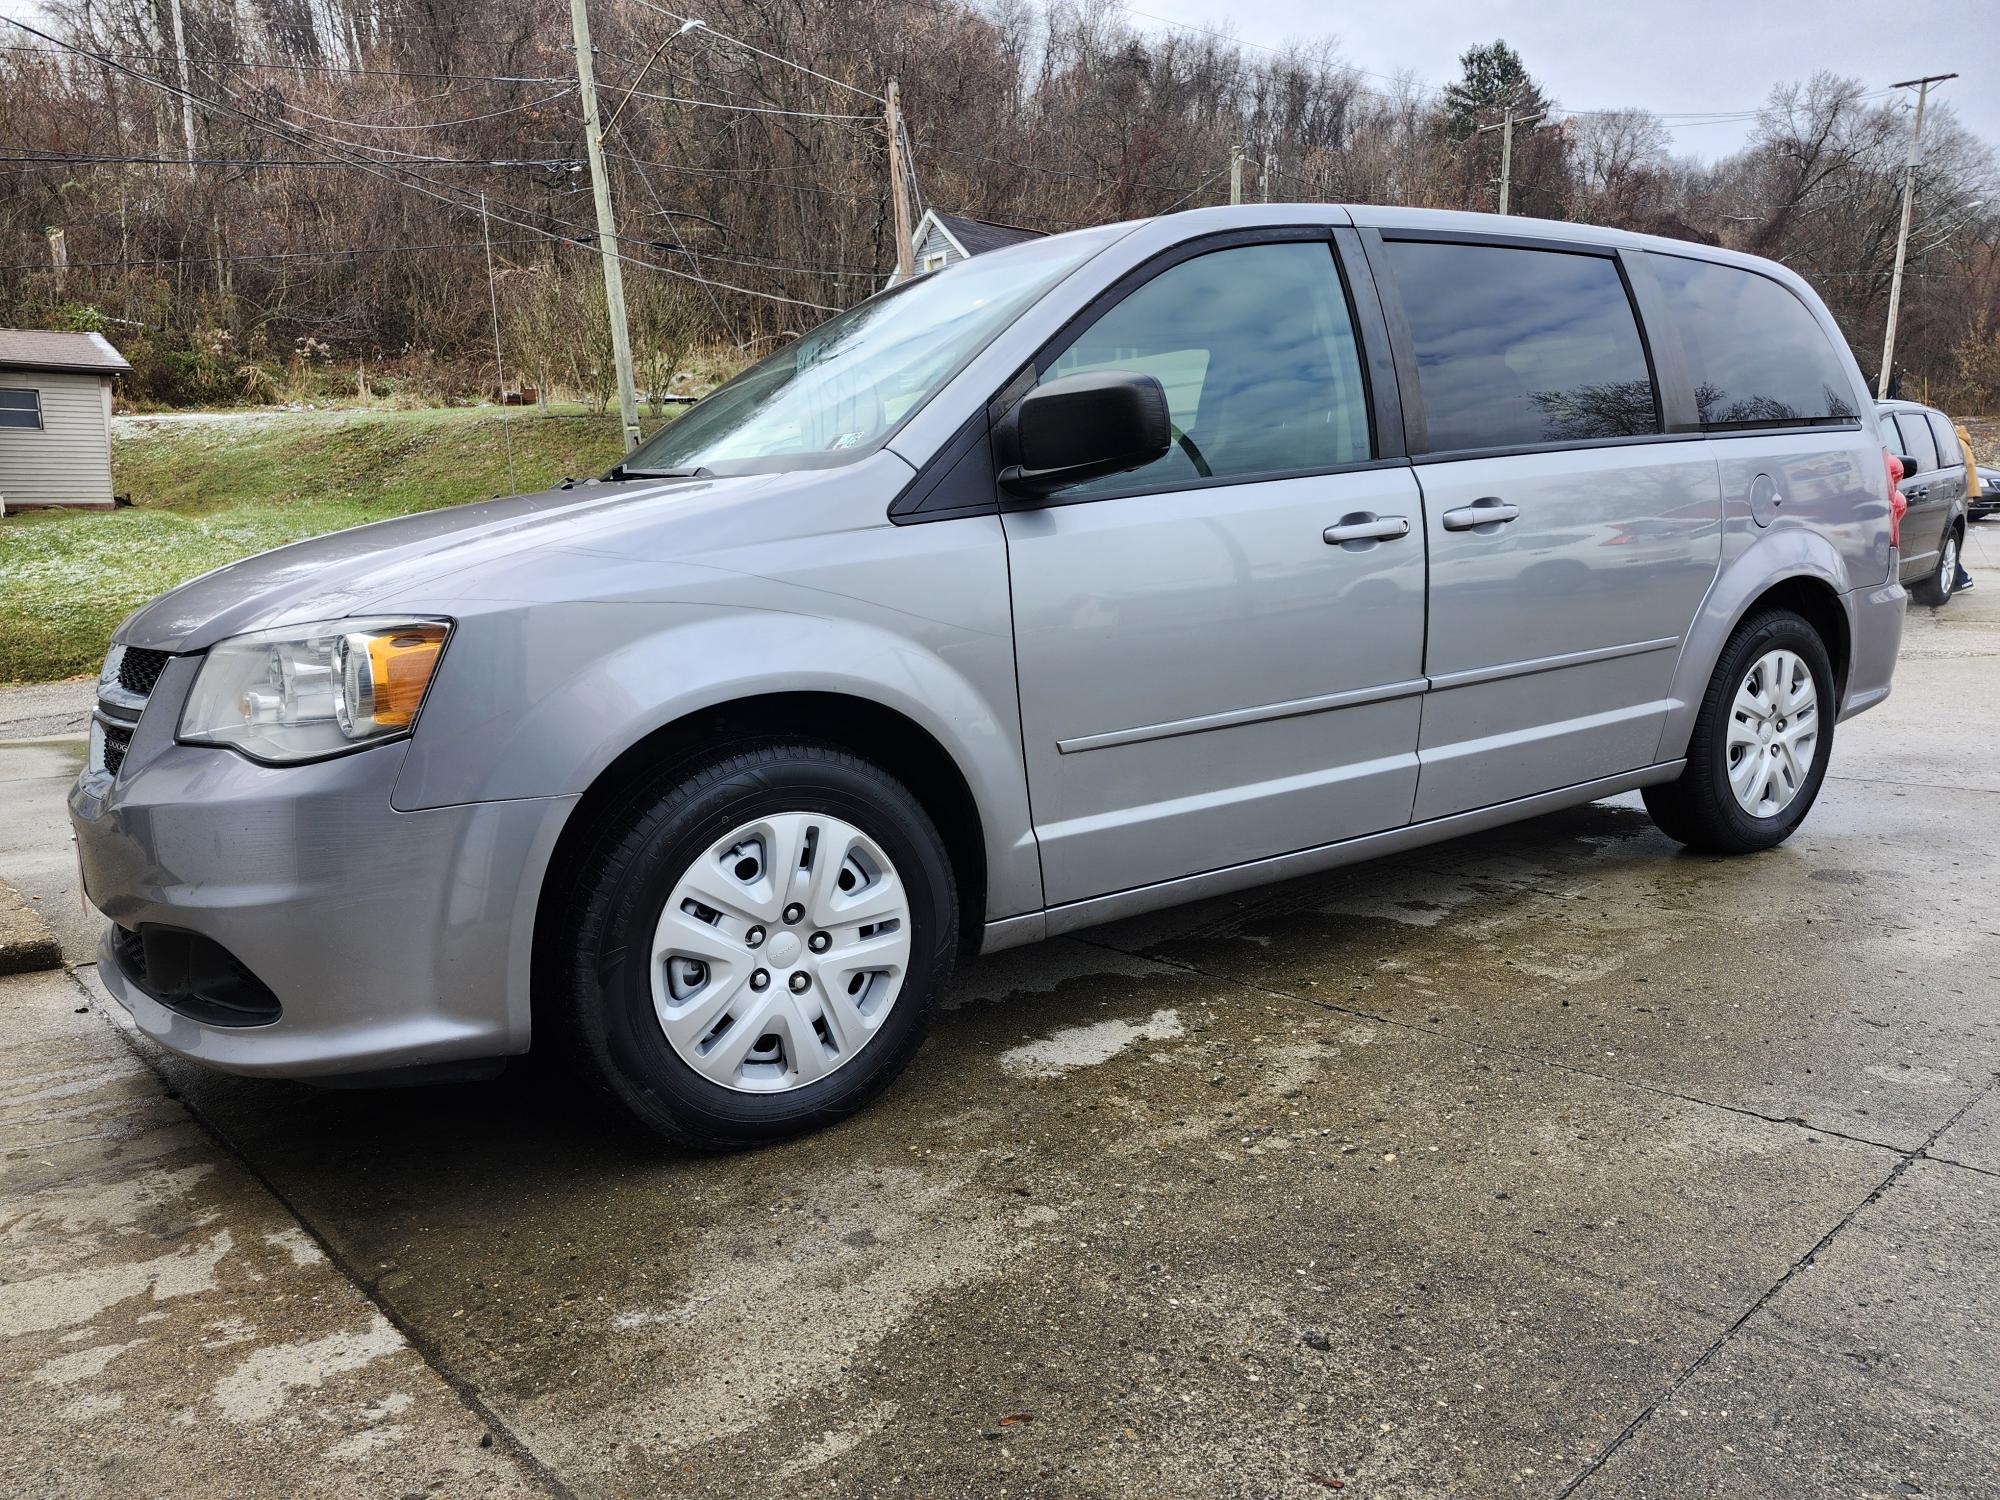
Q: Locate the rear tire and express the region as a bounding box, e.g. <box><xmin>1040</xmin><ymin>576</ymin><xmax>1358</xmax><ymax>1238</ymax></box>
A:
<box><xmin>1911</xmin><ymin>526</ymin><xmax>1960</xmax><ymax>607</ymax></box>
<box><xmin>555</xmin><ymin>741</ymin><xmax>957</xmax><ymax>1149</ymax></box>
<box><xmin>1643</xmin><ymin>608</ymin><xmax>1835</xmax><ymax>854</ymax></box>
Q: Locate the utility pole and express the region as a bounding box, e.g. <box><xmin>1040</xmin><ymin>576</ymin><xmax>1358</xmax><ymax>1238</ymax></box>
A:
<box><xmin>885</xmin><ymin>79</ymin><xmax>914</xmax><ymax>279</ymax></box>
<box><xmin>164</xmin><ymin>0</ymin><xmax>197</xmax><ymax>168</ymax></box>
<box><xmin>1877</xmin><ymin>72</ymin><xmax>1957</xmax><ymax>399</ymax></box>
<box><xmin>479</xmin><ymin>194</ymin><xmax>518</xmax><ymax>497</ymax></box>
<box><xmin>1229</xmin><ymin>145</ymin><xmax>1244</xmax><ymax>205</ymax></box>
<box><xmin>569</xmin><ymin>0</ymin><xmax>642</xmax><ymax>452</ymax></box>
<box><xmin>1477</xmin><ymin>105</ymin><xmax>1543</xmax><ymax>216</ymax></box>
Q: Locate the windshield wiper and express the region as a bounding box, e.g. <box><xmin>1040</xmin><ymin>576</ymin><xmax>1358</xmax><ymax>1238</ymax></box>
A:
<box><xmin>608</xmin><ymin>464</ymin><xmax>714</xmax><ymax>481</ymax></box>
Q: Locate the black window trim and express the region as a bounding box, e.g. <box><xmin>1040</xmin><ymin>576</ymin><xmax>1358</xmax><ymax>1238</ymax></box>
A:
<box><xmin>1643</xmin><ymin>247</ymin><xmax>1865</xmax><ymax>438</ymax></box>
<box><xmin>1365</xmin><ymin>228</ymin><xmax>1674</xmax><ymax>463</ymax></box>
<box><xmin>0</xmin><ymin>386</ymin><xmax>43</xmax><ymax>431</ymax></box>
<box><xmin>890</xmin><ymin>225</ymin><xmax>1401</xmax><ymax>522</ymax></box>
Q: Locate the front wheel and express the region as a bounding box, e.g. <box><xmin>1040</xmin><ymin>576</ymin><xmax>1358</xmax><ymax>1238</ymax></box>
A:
<box><xmin>556</xmin><ymin>742</ymin><xmax>958</xmax><ymax>1148</ymax></box>
<box><xmin>1643</xmin><ymin>608</ymin><xmax>1835</xmax><ymax>854</ymax></box>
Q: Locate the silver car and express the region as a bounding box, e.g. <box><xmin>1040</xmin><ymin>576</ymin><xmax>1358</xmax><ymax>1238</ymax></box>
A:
<box><xmin>72</xmin><ymin>205</ymin><xmax>1906</xmax><ymax>1146</ymax></box>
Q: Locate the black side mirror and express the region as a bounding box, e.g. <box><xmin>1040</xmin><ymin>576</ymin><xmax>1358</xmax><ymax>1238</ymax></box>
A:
<box><xmin>1893</xmin><ymin>454</ymin><xmax>1919</xmax><ymax>479</ymax></box>
<box><xmin>998</xmin><ymin>370</ymin><xmax>1172</xmax><ymax>498</ymax></box>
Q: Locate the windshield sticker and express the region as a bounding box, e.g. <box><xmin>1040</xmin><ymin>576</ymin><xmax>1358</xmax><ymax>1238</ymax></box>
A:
<box><xmin>829</xmin><ymin>431</ymin><xmax>865</xmax><ymax>449</ymax></box>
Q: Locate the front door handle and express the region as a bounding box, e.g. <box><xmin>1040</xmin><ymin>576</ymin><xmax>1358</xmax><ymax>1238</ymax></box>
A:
<box><xmin>1442</xmin><ymin>497</ymin><xmax>1521</xmax><ymax>532</ymax></box>
<box><xmin>1323</xmin><ymin>513</ymin><xmax>1411</xmax><ymax>546</ymax></box>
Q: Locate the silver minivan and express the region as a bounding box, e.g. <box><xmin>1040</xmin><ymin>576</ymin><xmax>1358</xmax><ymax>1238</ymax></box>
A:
<box><xmin>72</xmin><ymin>205</ymin><xmax>1906</xmax><ymax>1146</ymax></box>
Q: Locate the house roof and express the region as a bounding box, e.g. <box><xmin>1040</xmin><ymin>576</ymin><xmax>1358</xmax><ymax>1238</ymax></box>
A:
<box><xmin>923</xmin><ymin>211</ymin><xmax>1047</xmax><ymax>257</ymax></box>
<box><xmin>0</xmin><ymin>329</ymin><xmax>131</xmax><ymax>375</ymax></box>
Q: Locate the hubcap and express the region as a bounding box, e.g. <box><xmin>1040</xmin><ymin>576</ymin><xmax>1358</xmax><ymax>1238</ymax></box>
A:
<box><xmin>1726</xmin><ymin>648</ymin><xmax>1818</xmax><ymax>819</ymax></box>
<box><xmin>650</xmin><ymin>812</ymin><xmax>911</xmax><ymax>1093</ymax></box>
<box><xmin>1941</xmin><ymin>536</ymin><xmax>1958</xmax><ymax>595</ymax></box>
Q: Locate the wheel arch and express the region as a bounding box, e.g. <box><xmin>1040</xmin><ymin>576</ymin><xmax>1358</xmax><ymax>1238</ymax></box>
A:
<box><xmin>1656</xmin><ymin>535</ymin><xmax>1858</xmax><ymax>763</ymax></box>
<box><xmin>530</xmin><ymin>691</ymin><xmax>994</xmax><ymax>1041</ymax></box>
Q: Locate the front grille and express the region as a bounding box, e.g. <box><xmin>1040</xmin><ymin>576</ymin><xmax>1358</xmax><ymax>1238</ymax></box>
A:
<box><xmin>100</xmin><ymin>722</ymin><xmax>132</xmax><ymax>776</ymax></box>
<box><xmin>117</xmin><ymin>646</ymin><xmax>171</xmax><ymax>696</ymax></box>
<box><xmin>93</xmin><ymin>644</ymin><xmax>174</xmax><ymax>781</ymax></box>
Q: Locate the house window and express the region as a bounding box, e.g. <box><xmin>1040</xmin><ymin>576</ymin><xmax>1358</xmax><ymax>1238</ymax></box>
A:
<box><xmin>921</xmin><ymin>252</ymin><xmax>949</xmax><ymax>273</ymax></box>
<box><xmin>0</xmin><ymin>388</ymin><xmax>42</xmax><ymax>430</ymax></box>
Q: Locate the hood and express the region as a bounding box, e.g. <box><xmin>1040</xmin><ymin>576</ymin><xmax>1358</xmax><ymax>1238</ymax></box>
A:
<box><xmin>117</xmin><ymin>471</ymin><xmax>778</xmax><ymax>652</ymax></box>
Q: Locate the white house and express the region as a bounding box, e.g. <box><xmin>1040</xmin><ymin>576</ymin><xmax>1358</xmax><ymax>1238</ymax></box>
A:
<box><xmin>0</xmin><ymin>329</ymin><xmax>131</xmax><ymax>512</ymax></box>
<box><xmin>886</xmin><ymin>209</ymin><xmax>1047</xmax><ymax>286</ymax></box>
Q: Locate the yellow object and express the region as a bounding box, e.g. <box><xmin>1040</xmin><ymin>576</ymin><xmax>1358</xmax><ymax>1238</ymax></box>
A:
<box><xmin>1957</xmin><ymin>424</ymin><xmax>1982</xmax><ymax>499</ymax></box>
<box><xmin>366</xmin><ymin>626</ymin><xmax>446</xmax><ymax>726</ymax></box>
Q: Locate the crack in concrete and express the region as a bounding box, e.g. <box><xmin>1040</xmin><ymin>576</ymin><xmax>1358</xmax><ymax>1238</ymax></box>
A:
<box><xmin>59</xmin><ymin>967</ymin><xmax>577</xmax><ymax>1500</ymax></box>
<box><xmin>1549</xmin><ymin>1070</ymin><xmax>2000</xmax><ymax>1499</ymax></box>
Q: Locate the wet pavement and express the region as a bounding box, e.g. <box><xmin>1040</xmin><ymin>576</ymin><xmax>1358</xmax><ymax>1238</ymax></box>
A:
<box><xmin>3</xmin><ymin>534</ymin><xmax>1998</xmax><ymax>1497</ymax></box>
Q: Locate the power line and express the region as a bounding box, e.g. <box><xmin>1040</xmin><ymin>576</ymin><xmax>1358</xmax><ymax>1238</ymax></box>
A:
<box><xmin>592</xmin><ymin>76</ymin><xmax>875</xmax><ymax>121</ymax></box>
<box><xmin>0</xmin><ymin>237</ymin><xmax>546</xmax><ymax>273</ymax></box>
<box><xmin>0</xmin><ymin>151</ymin><xmax>574</xmax><ymax>169</ymax></box>
<box><xmin>1</xmin><ymin>14</ymin><xmax>841</xmax><ymax>311</ymax></box>
<box><xmin>0</xmin><ymin>42</ymin><xmax>570</xmax><ymax>81</ymax></box>
<box><xmin>622</xmin><ymin>0</ymin><xmax>885</xmax><ymax>104</ymax></box>
<box><xmin>277</xmin><ymin>87</ymin><xmax>575</xmax><ymax>132</ymax></box>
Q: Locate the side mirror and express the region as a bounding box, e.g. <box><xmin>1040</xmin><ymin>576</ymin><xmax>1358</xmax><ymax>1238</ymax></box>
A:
<box><xmin>998</xmin><ymin>370</ymin><xmax>1171</xmax><ymax>498</ymax></box>
<box><xmin>1893</xmin><ymin>455</ymin><xmax>1919</xmax><ymax>479</ymax></box>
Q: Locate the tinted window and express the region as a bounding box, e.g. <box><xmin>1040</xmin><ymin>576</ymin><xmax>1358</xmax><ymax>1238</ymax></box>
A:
<box><xmin>1897</xmin><ymin>410</ymin><xmax>1939</xmax><ymax>473</ymax></box>
<box><xmin>1929</xmin><ymin>413</ymin><xmax>1962</xmax><ymax>469</ymax></box>
<box><xmin>0</xmin><ymin>388</ymin><xmax>40</xmax><ymax>430</ymax></box>
<box><xmin>1649</xmin><ymin>254</ymin><xmax>1858</xmax><ymax>429</ymax></box>
<box><xmin>1383</xmin><ymin>241</ymin><xmax>1658</xmax><ymax>452</ymax></box>
<box><xmin>1045</xmin><ymin>241</ymin><xmax>1371</xmax><ymax>495</ymax></box>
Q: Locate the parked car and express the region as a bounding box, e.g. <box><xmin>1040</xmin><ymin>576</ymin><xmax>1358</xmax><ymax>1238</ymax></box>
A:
<box><xmin>1972</xmin><ymin>465</ymin><xmax>2000</xmax><ymax>520</ymax></box>
<box><xmin>72</xmin><ymin>205</ymin><xmax>1905</xmax><ymax>1147</ymax></box>
<box><xmin>1877</xmin><ymin>398</ymin><xmax>1970</xmax><ymax>603</ymax></box>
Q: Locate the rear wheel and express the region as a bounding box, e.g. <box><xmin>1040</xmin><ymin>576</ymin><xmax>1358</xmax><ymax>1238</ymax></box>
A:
<box><xmin>1643</xmin><ymin>608</ymin><xmax>1835</xmax><ymax>854</ymax></box>
<box><xmin>556</xmin><ymin>742</ymin><xmax>957</xmax><ymax>1148</ymax></box>
<box><xmin>1911</xmin><ymin>526</ymin><xmax>1960</xmax><ymax>606</ymax></box>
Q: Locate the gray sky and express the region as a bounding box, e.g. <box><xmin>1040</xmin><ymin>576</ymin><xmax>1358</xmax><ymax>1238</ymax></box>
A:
<box><xmin>1126</xmin><ymin>0</ymin><xmax>2000</xmax><ymax>162</ymax></box>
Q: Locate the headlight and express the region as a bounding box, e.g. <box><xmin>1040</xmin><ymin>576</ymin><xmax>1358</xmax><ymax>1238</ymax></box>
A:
<box><xmin>179</xmin><ymin>617</ymin><xmax>452</xmax><ymax>763</ymax></box>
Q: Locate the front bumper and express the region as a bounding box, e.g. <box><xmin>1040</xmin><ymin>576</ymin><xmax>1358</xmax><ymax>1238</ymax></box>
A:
<box><xmin>71</xmin><ymin>654</ymin><xmax>576</xmax><ymax>1078</ymax></box>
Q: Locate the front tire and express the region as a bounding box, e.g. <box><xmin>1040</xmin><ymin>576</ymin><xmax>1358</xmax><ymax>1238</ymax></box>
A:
<box><xmin>557</xmin><ymin>742</ymin><xmax>957</xmax><ymax>1149</ymax></box>
<box><xmin>1643</xmin><ymin>608</ymin><xmax>1835</xmax><ymax>854</ymax></box>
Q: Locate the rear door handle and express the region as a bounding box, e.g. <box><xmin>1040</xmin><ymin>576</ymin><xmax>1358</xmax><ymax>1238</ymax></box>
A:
<box><xmin>1907</xmin><ymin>484</ymin><xmax>1930</xmax><ymax>500</ymax></box>
<box><xmin>1323</xmin><ymin>513</ymin><xmax>1411</xmax><ymax>546</ymax></box>
<box><xmin>1441</xmin><ymin>498</ymin><xmax>1521</xmax><ymax>532</ymax></box>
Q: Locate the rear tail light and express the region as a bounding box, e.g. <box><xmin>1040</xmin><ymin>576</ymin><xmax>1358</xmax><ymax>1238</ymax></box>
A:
<box><xmin>1886</xmin><ymin>449</ymin><xmax>1907</xmax><ymax>549</ymax></box>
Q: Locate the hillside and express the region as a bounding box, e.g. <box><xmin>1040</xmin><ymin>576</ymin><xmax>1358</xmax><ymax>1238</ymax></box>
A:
<box><xmin>0</xmin><ymin>406</ymin><xmax>650</xmax><ymax>683</ymax></box>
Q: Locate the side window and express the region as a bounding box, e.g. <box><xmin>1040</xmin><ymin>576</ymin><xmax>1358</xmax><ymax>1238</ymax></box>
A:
<box><xmin>1929</xmin><ymin>414</ymin><xmax>1962</xmax><ymax>470</ymax></box>
<box><xmin>1648</xmin><ymin>254</ymin><xmax>1859</xmax><ymax>429</ymax></box>
<box><xmin>1043</xmin><ymin>240</ymin><xmax>1371</xmax><ymax>496</ymax></box>
<box><xmin>0</xmin><ymin>388</ymin><xmax>42</xmax><ymax>430</ymax></box>
<box><xmin>1382</xmin><ymin>240</ymin><xmax>1658</xmax><ymax>453</ymax></box>
<box><xmin>1899</xmin><ymin>410</ymin><xmax>1939</xmax><ymax>473</ymax></box>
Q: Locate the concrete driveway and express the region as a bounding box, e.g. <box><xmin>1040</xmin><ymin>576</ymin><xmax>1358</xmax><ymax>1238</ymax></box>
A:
<box><xmin>3</xmin><ymin>531</ymin><xmax>1998</xmax><ymax>1498</ymax></box>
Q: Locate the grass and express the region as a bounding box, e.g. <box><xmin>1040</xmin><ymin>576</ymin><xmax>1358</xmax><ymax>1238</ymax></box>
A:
<box><xmin>0</xmin><ymin>404</ymin><xmax>665</xmax><ymax>684</ymax></box>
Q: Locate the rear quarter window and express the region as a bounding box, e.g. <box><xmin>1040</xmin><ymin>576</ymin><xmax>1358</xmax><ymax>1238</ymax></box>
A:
<box><xmin>1648</xmin><ymin>254</ymin><xmax>1860</xmax><ymax>430</ymax></box>
<box><xmin>1929</xmin><ymin>414</ymin><xmax>1962</xmax><ymax>469</ymax></box>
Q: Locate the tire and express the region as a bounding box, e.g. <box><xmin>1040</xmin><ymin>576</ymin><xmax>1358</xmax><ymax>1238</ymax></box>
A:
<box><xmin>555</xmin><ymin>741</ymin><xmax>957</xmax><ymax>1149</ymax></box>
<box><xmin>1911</xmin><ymin>525</ymin><xmax>1960</xmax><ymax>607</ymax></box>
<box><xmin>1643</xmin><ymin>607</ymin><xmax>1835</xmax><ymax>854</ymax></box>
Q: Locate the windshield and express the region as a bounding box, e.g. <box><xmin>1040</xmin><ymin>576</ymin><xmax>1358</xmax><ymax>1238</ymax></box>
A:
<box><xmin>620</xmin><ymin>227</ymin><xmax>1120</xmax><ymax>477</ymax></box>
